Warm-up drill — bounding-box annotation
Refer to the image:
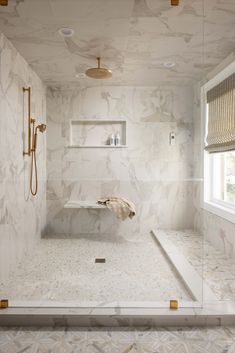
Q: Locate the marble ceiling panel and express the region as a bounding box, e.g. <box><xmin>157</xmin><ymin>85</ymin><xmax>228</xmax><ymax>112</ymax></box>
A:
<box><xmin>0</xmin><ymin>0</ymin><xmax>234</xmax><ymax>86</ymax></box>
<box><xmin>49</xmin><ymin>0</ymin><xmax>134</xmax><ymax>20</ymax></box>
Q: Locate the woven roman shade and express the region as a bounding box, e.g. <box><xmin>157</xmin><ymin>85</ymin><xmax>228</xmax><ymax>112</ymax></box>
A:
<box><xmin>205</xmin><ymin>73</ymin><xmax>235</xmax><ymax>153</ymax></box>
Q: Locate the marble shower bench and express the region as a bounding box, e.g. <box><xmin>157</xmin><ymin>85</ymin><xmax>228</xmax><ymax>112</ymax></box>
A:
<box><xmin>64</xmin><ymin>200</ymin><xmax>106</xmax><ymax>209</ymax></box>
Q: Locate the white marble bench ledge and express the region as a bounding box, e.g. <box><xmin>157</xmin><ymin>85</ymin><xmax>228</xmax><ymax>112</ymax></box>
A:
<box><xmin>64</xmin><ymin>201</ymin><xmax>106</xmax><ymax>209</ymax></box>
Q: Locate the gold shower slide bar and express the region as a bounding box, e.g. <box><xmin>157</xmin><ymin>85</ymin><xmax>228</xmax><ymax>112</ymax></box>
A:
<box><xmin>23</xmin><ymin>86</ymin><xmax>32</xmax><ymax>156</ymax></box>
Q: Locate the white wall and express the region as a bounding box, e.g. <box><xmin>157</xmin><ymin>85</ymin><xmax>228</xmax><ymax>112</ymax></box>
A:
<box><xmin>46</xmin><ymin>85</ymin><xmax>195</xmax><ymax>237</ymax></box>
<box><xmin>0</xmin><ymin>33</ymin><xmax>47</xmax><ymax>284</ymax></box>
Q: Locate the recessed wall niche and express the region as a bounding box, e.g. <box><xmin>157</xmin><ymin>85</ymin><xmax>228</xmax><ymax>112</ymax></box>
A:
<box><xmin>69</xmin><ymin>119</ymin><xmax>127</xmax><ymax>148</ymax></box>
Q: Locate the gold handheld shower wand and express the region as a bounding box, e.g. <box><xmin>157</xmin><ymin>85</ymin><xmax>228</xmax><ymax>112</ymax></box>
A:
<box><xmin>30</xmin><ymin>122</ymin><xmax>46</xmax><ymax>196</ymax></box>
<box><xmin>23</xmin><ymin>87</ymin><xmax>46</xmax><ymax>196</ymax></box>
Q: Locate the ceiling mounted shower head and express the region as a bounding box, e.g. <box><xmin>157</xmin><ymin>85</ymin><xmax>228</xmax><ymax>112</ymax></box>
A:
<box><xmin>0</xmin><ymin>0</ymin><xmax>8</xmax><ymax>6</ymax></box>
<box><xmin>85</xmin><ymin>57</ymin><xmax>112</xmax><ymax>79</ymax></box>
<box><xmin>171</xmin><ymin>0</ymin><xmax>179</xmax><ymax>5</ymax></box>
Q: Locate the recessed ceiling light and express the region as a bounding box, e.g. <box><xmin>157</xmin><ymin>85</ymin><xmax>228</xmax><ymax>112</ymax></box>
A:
<box><xmin>163</xmin><ymin>61</ymin><xmax>176</xmax><ymax>68</ymax></box>
<box><xmin>75</xmin><ymin>73</ymin><xmax>86</xmax><ymax>78</ymax></box>
<box><xmin>58</xmin><ymin>27</ymin><xmax>74</xmax><ymax>38</ymax></box>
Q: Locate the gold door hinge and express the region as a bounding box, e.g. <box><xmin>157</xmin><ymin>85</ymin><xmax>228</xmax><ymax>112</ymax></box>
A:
<box><xmin>0</xmin><ymin>299</ymin><xmax>9</xmax><ymax>309</ymax></box>
<box><xmin>0</xmin><ymin>0</ymin><xmax>8</xmax><ymax>6</ymax></box>
<box><xmin>169</xmin><ymin>300</ymin><xmax>178</xmax><ymax>310</ymax></box>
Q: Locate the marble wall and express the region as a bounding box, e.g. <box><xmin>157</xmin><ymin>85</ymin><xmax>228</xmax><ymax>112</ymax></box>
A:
<box><xmin>46</xmin><ymin>85</ymin><xmax>195</xmax><ymax>237</ymax></box>
<box><xmin>0</xmin><ymin>32</ymin><xmax>47</xmax><ymax>285</ymax></box>
<box><xmin>193</xmin><ymin>84</ymin><xmax>235</xmax><ymax>259</ymax></box>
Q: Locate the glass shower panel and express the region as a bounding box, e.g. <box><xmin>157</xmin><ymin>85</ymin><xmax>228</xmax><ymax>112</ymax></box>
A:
<box><xmin>42</xmin><ymin>0</ymin><xmax>205</xmax><ymax>310</ymax></box>
<box><xmin>0</xmin><ymin>0</ymin><xmax>206</xmax><ymax>311</ymax></box>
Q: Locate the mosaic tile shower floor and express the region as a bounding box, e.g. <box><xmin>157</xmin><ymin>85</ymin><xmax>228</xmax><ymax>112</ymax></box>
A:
<box><xmin>1</xmin><ymin>230</ymin><xmax>235</xmax><ymax>303</ymax></box>
<box><xmin>0</xmin><ymin>233</ymin><xmax>192</xmax><ymax>302</ymax></box>
<box><xmin>0</xmin><ymin>326</ymin><xmax>235</xmax><ymax>353</ymax></box>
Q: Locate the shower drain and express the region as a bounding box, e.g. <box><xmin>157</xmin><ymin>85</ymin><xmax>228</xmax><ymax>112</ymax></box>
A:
<box><xmin>95</xmin><ymin>258</ymin><xmax>106</xmax><ymax>263</ymax></box>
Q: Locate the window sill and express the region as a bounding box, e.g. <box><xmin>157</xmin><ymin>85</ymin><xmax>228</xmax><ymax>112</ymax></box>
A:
<box><xmin>203</xmin><ymin>200</ymin><xmax>235</xmax><ymax>224</ymax></box>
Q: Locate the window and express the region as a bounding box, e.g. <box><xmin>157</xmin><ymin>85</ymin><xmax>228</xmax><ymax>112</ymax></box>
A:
<box><xmin>202</xmin><ymin>61</ymin><xmax>235</xmax><ymax>223</ymax></box>
<box><xmin>207</xmin><ymin>151</ymin><xmax>235</xmax><ymax>204</ymax></box>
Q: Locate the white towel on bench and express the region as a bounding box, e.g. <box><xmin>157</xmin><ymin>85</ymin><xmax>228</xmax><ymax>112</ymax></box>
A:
<box><xmin>97</xmin><ymin>197</ymin><xmax>136</xmax><ymax>220</ymax></box>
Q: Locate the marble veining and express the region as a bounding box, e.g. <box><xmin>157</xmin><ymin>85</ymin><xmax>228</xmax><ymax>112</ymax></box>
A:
<box><xmin>0</xmin><ymin>32</ymin><xmax>47</xmax><ymax>285</ymax></box>
<box><xmin>46</xmin><ymin>85</ymin><xmax>195</xmax><ymax>237</ymax></box>
<box><xmin>0</xmin><ymin>326</ymin><xmax>235</xmax><ymax>353</ymax></box>
<box><xmin>0</xmin><ymin>0</ymin><xmax>234</xmax><ymax>86</ymax></box>
<box><xmin>163</xmin><ymin>230</ymin><xmax>235</xmax><ymax>301</ymax></box>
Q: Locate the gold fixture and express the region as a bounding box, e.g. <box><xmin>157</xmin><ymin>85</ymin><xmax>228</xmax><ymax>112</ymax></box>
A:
<box><xmin>0</xmin><ymin>0</ymin><xmax>8</xmax><ymax>6</ymax></box>
<box><xmin>169</xmin><ymin>300</ymin><xmax>178</xmax><ymax>309</ymax></box>
<box><xmin>23</xmin><ymin>87</ymin><xmax>46</xmax><ymax>196</ymax></box>
<box><xmin>23</xmin><ymin>87</ymin><xmax>32</xmax><ymax>157</ymax></box>
<box><xmin>0</xmin><ymin>299</ymin><xmax>8</xmax><ymax>309</ymax></box>
<box><xmin>171</xmin><ymin>0</ymin><xmax>179</xmax><ymax>5</ymax></box>
<box><xmin>85</xmin><ymin>57</ymin><xmax>112</xmax><ymax>79</ymax></box>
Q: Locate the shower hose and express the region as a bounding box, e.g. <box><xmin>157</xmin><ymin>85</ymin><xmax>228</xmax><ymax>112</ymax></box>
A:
<box><xmin>30</xmin><ymin>149</ymin><xmax>38</xmax><ymax>196</ymax></box>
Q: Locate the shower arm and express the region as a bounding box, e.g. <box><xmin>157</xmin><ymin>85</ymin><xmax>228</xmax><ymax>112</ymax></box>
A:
<box><xmin>23</xmin><ymin>86</ymin><xmax>33</xmax><ymax>156</ymax></box>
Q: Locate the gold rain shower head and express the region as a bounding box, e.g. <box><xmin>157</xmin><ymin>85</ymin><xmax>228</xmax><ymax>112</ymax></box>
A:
<box><xmin>85</xmin><ymin>57</ymin><xmax>112</xmax><ymax>79</ymax></box>
<box><xmin>171</xmin><ymin>0</ymin><xmax>179</xmax><ymax>5</ymax></box>
<box><xmin>0</xmin><ymin>0</ymin><xmax>8</xmax><ymax>6</ymax></box>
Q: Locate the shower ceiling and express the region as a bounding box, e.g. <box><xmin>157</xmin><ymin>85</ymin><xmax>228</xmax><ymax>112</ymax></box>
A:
<box><xmin>0</xmin><ymin>0</ymin><xmax>234</xmax><ymax>86</ymax></box>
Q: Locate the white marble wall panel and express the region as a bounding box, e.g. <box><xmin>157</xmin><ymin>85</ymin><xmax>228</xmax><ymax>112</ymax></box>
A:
<box><xmin>0</xmin><ymin>32</ymin><xmax>47</xmax><ymax>285</ymax></box>
<box><xmin>47</xmin><ymin>85</ymin><xmax>195</xmax><ymax>236</ymax></box>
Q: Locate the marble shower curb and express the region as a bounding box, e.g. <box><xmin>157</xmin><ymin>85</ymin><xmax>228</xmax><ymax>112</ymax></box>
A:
<box><xmin>0</xmin><ymin>303</ymin><xmax>235</xmax><ymax>326</ymax></box>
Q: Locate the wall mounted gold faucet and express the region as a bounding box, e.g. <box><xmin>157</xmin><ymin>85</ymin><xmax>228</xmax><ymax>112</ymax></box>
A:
<box><xmin>23</xmin><ymin>86</ymin><xmax>46</xmax><ymax>196</ymax></box>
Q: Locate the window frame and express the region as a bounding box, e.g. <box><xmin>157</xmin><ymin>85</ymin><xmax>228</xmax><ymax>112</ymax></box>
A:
<box><xmin>201</xmin><ymin>60</ymin><xmax>235</xmax><ymax>224</ymax></box>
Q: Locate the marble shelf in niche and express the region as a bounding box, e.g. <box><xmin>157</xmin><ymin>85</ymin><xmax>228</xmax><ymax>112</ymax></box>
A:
<box><xmin>68</xmin><ymin>119</ymin><xmax>127</xmax><ymax>148</ymax></box>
